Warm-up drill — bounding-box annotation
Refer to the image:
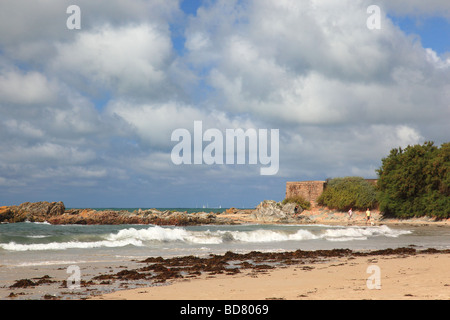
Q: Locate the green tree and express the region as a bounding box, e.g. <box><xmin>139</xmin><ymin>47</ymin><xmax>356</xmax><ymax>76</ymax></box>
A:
<box><xmin>317</xmin><ymin>177</ymin><xmax>377</xmax><ymax>211</ymax></box>
<box><xmin>376</xmin><ymin>142</ymin><xmax>449</xmax><ymax>219</ymax></box>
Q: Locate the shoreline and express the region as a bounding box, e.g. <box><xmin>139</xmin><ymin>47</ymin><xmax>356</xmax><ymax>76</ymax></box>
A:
<box><xmin>218</xmin><ymin>207</ymin><xmax>450</xmax><ymax>227</ymax></box>
<box><xmin>1</xmin><ymin>205</ymin><xmax>449</xmax><ymax>300</ymax></box>
<box><xmin>2</xmin><ymin>201</ymin><xmax>449</xmax><ymax>227</ymax></box>
<box><xmin>95</xmin><ymin>250</ymin><xmax>450</xmax><ymax>300</ymax></box>
<box><xmin>2</xmin><ymin>246</ymin><xmax>449</xmax><ymax>300</ymax></box>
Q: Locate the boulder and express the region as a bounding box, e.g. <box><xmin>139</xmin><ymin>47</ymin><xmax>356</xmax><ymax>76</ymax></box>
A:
<box><xmin>0</xmin><ymin>206</ymin><xmax>14</xmax><ymax>223</ymax></box>
<box><xmin>1</xmin><ymin>201</ymin><xmax>65</xmax><ymax>222</ymax></box>
<box><xmin>251</xmin><ymin>200</ymin><xmax>309</xmax><ymax>223</ymax></box>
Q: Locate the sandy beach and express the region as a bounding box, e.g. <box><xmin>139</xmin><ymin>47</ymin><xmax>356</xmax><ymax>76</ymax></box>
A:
<box><xmin>95</xmin><ymin>250</ymin><xmax>450</xmax><ymax>300</ymax></box>
<box><xmin>94</xmin><ymin>209</ymin><xmax>450</xmax><ymax>301</ymax></box>
<box><xmin>1</xmin><ymin>209</ymin><xmax>449</xmax><ymax>301</ymax></box>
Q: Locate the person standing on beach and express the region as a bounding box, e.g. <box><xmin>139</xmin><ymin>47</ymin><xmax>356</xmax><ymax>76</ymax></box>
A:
<box><xmin>366</xmin><ymin>208</ymin><xmax>371</xmax><ymax>224</ymax></box>
<box><xmin>348</xmin><ymin>208</ymin><xmax>353</xmax><ymax>220</ymax></box>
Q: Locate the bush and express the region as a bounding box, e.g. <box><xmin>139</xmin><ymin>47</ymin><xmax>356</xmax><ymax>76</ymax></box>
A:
<box><xmin>282</xmin><ymin>195</ymin><xmax>311</xmax><ymax>210</ymax></box>
<box><xmin>317</xmin><ymin>177</ymin><xmax>377</xmax><ymax>211</ymax></box>
<box><xmin>376</xmin><ymin>142</ymin><xmax>449</xmax><ymax>219</ymax></box>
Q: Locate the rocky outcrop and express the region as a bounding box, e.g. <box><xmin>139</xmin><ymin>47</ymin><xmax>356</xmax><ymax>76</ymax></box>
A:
<box><xmin>49</xmin><ymin>208</ymin><xmax>231</xmax><ymax>226</ymax></box>
<box><xmin>0</xmin><ymin>201</ymin><xmax>65</xmax><ymax>223</ymax></box>
<box><xmin>0</xmin><ymin>201</ymin><xmax>234</xmax><ymax>225</ymax></box>
<box><xmin>251</xmin><ymin>200</ymin><xmax>310</xmax><ymax>223</ymax></box>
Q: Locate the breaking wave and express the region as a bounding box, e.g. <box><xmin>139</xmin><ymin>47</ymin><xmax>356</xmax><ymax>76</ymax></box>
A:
<box><xmin>321</xmin><ymin>225</ymin><xmax>411</xmax><ymax>242</ymax></box>
<box><xmin>0</xmin><ymin>225</ymin><xmax>411</xmax><ymax>252</ymax></box>
<box><xmin>0</xmin><ymin>239</ymin><xmax>144</xmax><ymax>251</ymax></box>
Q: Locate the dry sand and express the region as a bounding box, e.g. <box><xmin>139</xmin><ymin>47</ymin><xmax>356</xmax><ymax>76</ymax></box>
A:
<box><xmin>96</xmin><ymin>252</ymin><xmax>450</xmax><ymax>300</ymax></box>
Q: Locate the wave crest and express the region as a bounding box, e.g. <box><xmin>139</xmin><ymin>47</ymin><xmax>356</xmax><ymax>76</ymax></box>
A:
<box><xmin>0</xmin><ymin>225</ymin><xmax>411</xmax><ymax>251</ymax></box>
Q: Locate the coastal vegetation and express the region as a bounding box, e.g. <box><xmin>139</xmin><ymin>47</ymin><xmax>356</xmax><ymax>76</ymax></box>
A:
<box><xmin>281</xmin><ymin>195</ymin><xmax>311</xmax><ymax>210</ymax></box>
<box><xmin>377</xmin><ymin>141</ymin><xmax>449</xmax><ymax>219</ymax></box>
<box><xmin>317</xmin><ymin>177</ymin><xmax>377</xmax><ymax>211</ymax></box>
<box><xmin>316</xmin><ymin>142</ymin><xmax>449</xmax><ymax>219</ymax></box>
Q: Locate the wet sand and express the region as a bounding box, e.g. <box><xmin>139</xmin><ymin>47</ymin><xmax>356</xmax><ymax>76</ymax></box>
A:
<box><xmin>96</xmin><ymin>251</ymin><xmax>450</xmax><ymax>300</ymax></box>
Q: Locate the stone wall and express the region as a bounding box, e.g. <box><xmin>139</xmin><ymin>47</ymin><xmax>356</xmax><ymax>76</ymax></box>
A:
<box><xmin>286</xmin><ymin>179</ymin><xmax>378</xmax><ymax>208</ymax></box>
<box><xmin>365</xmin><ymin>179</ymin><xmax>378</xmax><ymax>186</ymax></box>
<box><xmin>286</xmin><ymin>181</ymin><xmax>327</xmax><ymax>207</ymax></box>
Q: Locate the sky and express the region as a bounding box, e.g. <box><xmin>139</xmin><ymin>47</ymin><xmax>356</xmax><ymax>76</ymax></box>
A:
<box><xmin>0</xmin><ymin>0</ymin><xmax>449</xmax><ymax>208</ymax></box>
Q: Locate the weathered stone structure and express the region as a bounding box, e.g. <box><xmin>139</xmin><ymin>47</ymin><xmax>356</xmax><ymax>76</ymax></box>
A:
<box><xmin>286</xmin><ymin>181</ymin><xmax>327</xmax><ymax>207</ymax></box>
<box><xmin>286</xmin><ymin>179</ymin><xmax>378</xmax><ymax>207</ymax></box>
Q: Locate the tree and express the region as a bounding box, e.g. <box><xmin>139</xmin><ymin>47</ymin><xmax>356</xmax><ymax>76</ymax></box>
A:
<box><xmin>376</xmin><ymin>142</ymin><xmax>449</xmax><ymax>219</ymax></box>
<box><xmin>317</xmin><ymin>177</ymin><xmax>377</xmax><ymax>211</ymax></box>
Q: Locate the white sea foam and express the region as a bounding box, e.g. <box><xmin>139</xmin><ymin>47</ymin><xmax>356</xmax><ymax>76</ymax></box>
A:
<box><xmin>0</xmin><ymin>238</ymin><xmax>143</xmax><ymax>251</ymax></box>
<box><xmin>24</xmin><ymin>220</ymin><xmax>51</xmax><ymax>225</ymax></box>
<box><xmin>106</xmin><ymin>226</ymin><xmax>319</xmax><ymax>244</ymax></box>
<box><xmin>0</xmin><ymin>225</ymin><xmax>412</xmax><ymax>251</ymax></box>
<box><xmin>107</xmin><ymin>226</ymin><xmax>223</xmax><ymax>244</ymax></box>
<box><xmin>320</xmin><ymin>225</ymin><xmax>411</xmax><ymax>242</ymax></box>
<box><xmin>227</xmin><ymin>229</ymin><xmax>317</xmax><ymax>243</ymax></box>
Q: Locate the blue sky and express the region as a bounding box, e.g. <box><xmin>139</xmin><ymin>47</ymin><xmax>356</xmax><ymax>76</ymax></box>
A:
<box><xmin>0</xmin><ymin>0</ymin><xmax>448</xmax><ymax>208</ymax></box>
<box><xmin>390</xmin><ymin>15</ymin><xmax>450</xmax><ymax>54</ymax></box>
<box><xmin>181</xmin><ymin>0</ymin><xmax>204</xmax><ymax>16</ymax></box>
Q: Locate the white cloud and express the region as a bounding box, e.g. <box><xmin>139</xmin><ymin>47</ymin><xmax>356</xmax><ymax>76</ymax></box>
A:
<box><xmin>3</xmin><ymin>119</ymin><xmax>45</xmax><ymax>139</ymax></box>
<box><xmin>1</xmin><ymin>143</ymin><xmax>96</xmax><ymax>165</ymax></box>
<box><xmin>0</xmin><ymin>69</ymin><xmax>57</xmax><ymax>105</ymax></box>
<box><xmin>425</xmin><ymin>48</ymin><xmax>450</xmax><ymax>68</ymax></box>
<box><xmin>185</xmin><ymin>32</ymin><xmax>211</xmax><ymax>51</ymax></box>
<box><xmin>106</xmin><ymin>100</ymin><xmax>205</xmax><ymax>148</ymax></box>
<box><xmin>185</xmin><ymin>0</ymin><xmax>449</xmax><ymax>131</ymax></box>
<box><xmin>52</xmin><ymin>23</ymin><xmax>175</xmax><ymax>98</ymax></box>
<box><xmin>0</xmin><ymin>0</ymin><xmax>181</xmax><ymax>63</ymax></box>
<box><xmin>395</xmin><ymin>125</ymin><xmax>424</xmax><ymax>146</ymax></box>
<box><xmin>0</xmin><ymin>0</ymin><xmax>448</xmax><ymax>206</ymax></box>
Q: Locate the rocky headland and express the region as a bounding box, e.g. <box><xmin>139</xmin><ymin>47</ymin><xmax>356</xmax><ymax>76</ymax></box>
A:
<box><xmin>0</xmin><ymin>200</ymin><xmax>307</xmax><ymax>226</ymax></box>
<box><xmin>0</xmin><ymin>201</ymin><xmax>232</xmax><ymax>225</ymax></box>
<box><xmin>1</xmin><ymin>200</ymin><xmax>448</xmax><ymax>226</ymax></box>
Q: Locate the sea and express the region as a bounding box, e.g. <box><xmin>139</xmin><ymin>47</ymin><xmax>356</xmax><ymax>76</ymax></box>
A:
<box><xmin>1</xmin><ymin>208</ymin><xmax>449</xmax><ymax>269</ymax></box>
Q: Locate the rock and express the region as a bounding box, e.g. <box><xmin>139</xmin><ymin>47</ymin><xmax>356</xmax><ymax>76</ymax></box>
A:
<box><xmin>251</xmin><ymin>200</ymin><xmax>309</xmax><ymax>223</ymax></box>
<box><xmin>226</xmin><ymin>207</ymin><xmax>238</xmax><ymax>214</ymax></box>
<box><xmin>281</xmin><ymin>202</ymin><xmax>298</xmax><ymax>215</ymax></box>
<box><xmin>0</xmin><ymin>201</ymin><xmax>65</xmax><ymax>223</ymax></box>
<box><xmin>0</xmin><ymin>206</ymin><xmax>14</xmax><ymax>223</ymax></box>
<box><xmin>47</xmin><ymin>207</ymin><xmax>234</xmax><ymax>226</ymax></box>
<box><xmin>251</xmin><ymin>200</ymin><xmax>288</xmax><ymax>223</ymax></box>
<box><xmin>0</xmin><ymin>201</ymin><xmax>230</xmax><ymax>225</ymax></box>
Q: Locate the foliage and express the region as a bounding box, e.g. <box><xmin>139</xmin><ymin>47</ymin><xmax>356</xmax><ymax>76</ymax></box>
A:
<box><xmin>282</xmin><ymin>195</ymin><xmax>311</xmax><ymax>210</ymax></box>
<box><xmin>317</xmin><ymin>177</ymin><xmax>377</xmax><ymax>211</ymax></box>
<box><xmin>376</xmin><ymin>142</ymin><xmax>449</xmax><ymax>219</ymax></box>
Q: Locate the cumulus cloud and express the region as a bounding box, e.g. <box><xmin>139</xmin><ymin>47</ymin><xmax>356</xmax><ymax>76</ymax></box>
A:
<box><xmin>51</xmin><ymin>23</ymin><xmax>177</xmax><ymax>99</ymax></box>
<box><xmin>185</xmin><ymin>0</ymin><xmax>449</xmax><ymax>127</ymax></box>
<box><xmin>0</xmin><ymin>0</ymin><xmax>448</xmax><ymax>206</ymax></box>
<box><xmin>0</xmin><ymin>69</ymin><xmax>57</xmax><ymax>106</ymax></box>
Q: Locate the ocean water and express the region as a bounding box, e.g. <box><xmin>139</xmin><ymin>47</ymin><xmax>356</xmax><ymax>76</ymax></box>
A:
<box><xmin>1</xmin><ymin>220</ymin><xmax>449</xmax><ymax>269</ymax></box>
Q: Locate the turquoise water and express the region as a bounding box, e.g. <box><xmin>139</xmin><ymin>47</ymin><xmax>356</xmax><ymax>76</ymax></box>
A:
<box><xmin>1</xmin><ymin>220</ymin><xmax>449</xmax><ymax>269</ymax></box>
